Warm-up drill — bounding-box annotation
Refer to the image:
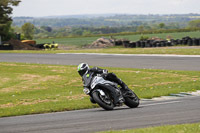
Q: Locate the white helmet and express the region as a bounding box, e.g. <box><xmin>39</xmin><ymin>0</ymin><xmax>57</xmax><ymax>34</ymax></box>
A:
<box><xmin>77</xmin><ymin>63</ymin><xmax>89</xmax><ymax>76</ymax></box>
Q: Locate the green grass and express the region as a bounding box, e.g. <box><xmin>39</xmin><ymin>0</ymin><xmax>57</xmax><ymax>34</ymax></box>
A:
<box><xmin>0</xmin><ymin>62</ymin><xmax>200</xmax><ymax>117</ymax></box>
<box><xmin>98</xmin><ymin>123</ymin><xmax>200</xmax><ymax>133</ymax></box>
<box><xmin>0</xmin><ymin>47</ymin><xmax>200</xmax><ymax>55</ymax></box>
<box><xmin>35</xmin><ymin>31</ymin><xmax>200</xmax><ymax>46</ymax></box>
<box><xmin>35</xmin><ymin>36</ymin><xmax>99</xmax><ymax>46</ymax></box>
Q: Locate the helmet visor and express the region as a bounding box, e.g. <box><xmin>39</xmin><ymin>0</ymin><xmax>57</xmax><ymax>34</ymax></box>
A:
<box><xmin>78</xmin><ymin>69</ymin><xmax>87</xmax><ymax>76</ymax></box>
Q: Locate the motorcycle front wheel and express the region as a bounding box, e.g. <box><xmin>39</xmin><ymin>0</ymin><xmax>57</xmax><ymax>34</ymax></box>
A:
<box><xmin>92</xmin><ymin>90</ymin><xmax>114</xmax><ymax>110</ymax></box>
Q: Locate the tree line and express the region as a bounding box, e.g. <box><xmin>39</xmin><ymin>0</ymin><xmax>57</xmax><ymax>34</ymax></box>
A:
<box><xmin>11</xmin><ymin>14</ymin><xmax>200</xmax><ymax>40</ymax></box>
<box><xmin>13</xmin><ymin>20</ymin><xmax>200</xmax><ymax>40</ymax></box>
<box><xmin>0</xmin><ymin>0</ymin><xmax>21</xmax><ymax>41</ymax></box>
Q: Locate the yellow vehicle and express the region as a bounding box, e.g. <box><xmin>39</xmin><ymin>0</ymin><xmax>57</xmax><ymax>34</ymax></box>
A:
<box><xmin>21</xmin><ymin>40</ymin><xmax>36</xmax><ymax>45</ymax></box>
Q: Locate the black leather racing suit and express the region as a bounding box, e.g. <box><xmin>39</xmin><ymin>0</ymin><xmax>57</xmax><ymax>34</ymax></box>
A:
<box><xmin>81</xmin><ymin>67</ymin><xmax>130</xmax><ymax>104</ymax></box>
<box><xmin>82</xmin><ymin>67</ymin><xmax>129</xmax><ymax>90</ymax></box>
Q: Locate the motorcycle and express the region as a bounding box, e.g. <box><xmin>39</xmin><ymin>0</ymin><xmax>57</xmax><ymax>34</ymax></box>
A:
<box><xmin>83</xmin><ymin>74</ymin><xmax>140</xmax><ymax>110</ymax></box>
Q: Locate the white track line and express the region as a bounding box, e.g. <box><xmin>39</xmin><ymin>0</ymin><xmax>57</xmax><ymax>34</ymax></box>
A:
<box><xmin>57</xmin><ymin>53</ymin><xmax>200</xmax><ymax>58</ymax></box>
<box><xmin>141</xmin><ymin>101</ymin><xmax>181</xmax><ymax>107</ymax></box>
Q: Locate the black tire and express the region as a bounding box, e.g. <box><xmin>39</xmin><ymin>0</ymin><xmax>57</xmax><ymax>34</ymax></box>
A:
<box><xmin>124</xmin><ymin>91</ymin><xmax>140</xmax><ymax>108</ymax></box>
<box><xmin>92</xmin><ymin>91</ymin><xmax>114</xmax><ymax>110</ymax></box>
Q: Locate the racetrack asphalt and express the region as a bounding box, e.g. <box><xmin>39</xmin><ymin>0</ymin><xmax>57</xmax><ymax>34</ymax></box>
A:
<box><xmin>0</xmin><ymin>53</ymin><xmax>200</xmax><ymax>71</ymax></box>
<box><xmin>0</xmin><ymin>53</ymin><xmax>200</xmax><ymax>133</ymax></box>
<box><xmin>0</xmin><ymin>96</ymin><xmax>200</xmax><ymax>133</ymax></box>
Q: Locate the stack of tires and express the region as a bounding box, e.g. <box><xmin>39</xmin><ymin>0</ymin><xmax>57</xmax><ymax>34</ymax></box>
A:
<box><xmin>134</xmin><ymin>40</ymin><xmax>172</xmax><ymax>48</ymax></box>
<box><xmin>172</xmin><ymin>36</ymin><xmax>200</xmax><ymax>46</ymax></box>
<box><xmin>123</xmin><ymin>36</ymin><xmax>200</xmax><ymax>48</ymax></box>
<box><xmin>193</xmin><ymin>38</ymin><xmax>200</xmax><ymax>46</ymax></box>
<box><xmin>0</xmin><ymin>44</ymin><xmax>13</xmax><ymax>50</ymax></box>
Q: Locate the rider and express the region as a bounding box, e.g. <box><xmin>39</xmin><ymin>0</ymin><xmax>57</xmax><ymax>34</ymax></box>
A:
<box><xmin>77</xmin><ymin>63</ymin><xmax>133</xmax><ymax>99</ymax></box>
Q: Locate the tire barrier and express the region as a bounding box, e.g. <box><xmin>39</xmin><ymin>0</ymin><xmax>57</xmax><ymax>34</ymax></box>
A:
<box><xmin>122</xmin><ymin>36</ymin><xmax>200</xmax><ymax>48</ymax></box>
<box><xmin>0</xmin><ymin>44</ymin><xmax>13</xmax><ymax>50</ymax></box>
<box><xmin>192</xmin><ymin>38</ymin><xmax>200</xmax><ymax>46</ymax></box>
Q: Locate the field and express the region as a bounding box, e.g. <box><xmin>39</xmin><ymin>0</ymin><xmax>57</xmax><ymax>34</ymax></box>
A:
<box><xmin>35</xmin><ymin>31</ymin><xmax>200</xmax><ymax>46</ymax></box>
<box><xmin>0</xmin><ymin>62</ymin><xmax>200</xmax><ymax>117</ymax></box>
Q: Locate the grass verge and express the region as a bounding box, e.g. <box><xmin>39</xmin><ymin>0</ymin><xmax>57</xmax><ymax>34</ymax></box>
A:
<box><xmin>0</xmin><ymin>62</ymin><xmax>200</xmax><ymax>117</ymax></box>
<box><xmin>98</xmin><ymin>123</ymin><xmax>200</xmax><ymax>133</ymax></box>
<box><xmin>0</xmin><ymin>46</ymin><xmax>200</xmax><ymax>55</ymax></box>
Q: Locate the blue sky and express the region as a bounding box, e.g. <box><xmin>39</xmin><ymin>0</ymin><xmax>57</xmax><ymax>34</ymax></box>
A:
<box><xmin>13</xmin><ymin>0</ymin><xmax>200</xmax><ymax>17</ymax></box>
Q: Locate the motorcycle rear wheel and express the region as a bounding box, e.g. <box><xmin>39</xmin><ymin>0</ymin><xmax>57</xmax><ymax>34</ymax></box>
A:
<box><xmin>92</xmin><ymin>91</ymin><xmax>114</xmax><ymax>110</ymax></box>
<box><xmin>124</xmin><ymin>91</ymin><xmax>139</xmax><ymax>108</ymax></box>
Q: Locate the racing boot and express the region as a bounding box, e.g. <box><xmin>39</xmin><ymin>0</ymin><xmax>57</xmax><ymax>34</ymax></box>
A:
<box><xmin>106</xmin><ymin>73</ymin><xmax>133</xmax><ymax>97</ymax></box>
<box><xmin>121</xmin><ymin>83</ymin><xmax>139</xmax><ymax>100</ymax></box>
<box><xmin>121</xmin><ymin>83</ymin><xmax>134</xmax><ymax>97</ymax></box>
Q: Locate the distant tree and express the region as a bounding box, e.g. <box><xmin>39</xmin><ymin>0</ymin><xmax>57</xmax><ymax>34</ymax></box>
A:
<box><xmin>0</xmin><ymin>0</ymin><xmax>21</xmax><ymax>41</ymax></box>
<box><xmin>159</xmin><ymin>23</ymin><xmax>165</xmax><ymax>29</ymax></box>
<box><xmin>72</xmin><ymin>29</ymin><xmax>83</xmax><ymax>36</ymax></box>
<box><xmin>188</xmin><ymin>20</ymin><xmax>200</xmax><ymax>28</ymax></box>
<box><xmin>82</xmin><ymin>30</ymin><xmax>91</xmax><ymax>36</ymax></box>
<box><xmin>21</xmin><ymin>23</ymin><xmax>35</xmax><ymax>40</ymax></box>
<box><xmin>167</xmin><ymin>23</ymin><xmax>180</xmax><ymax>29</ymax></box>
<box><xmin>137</xmin><ymin>25</ymin><xmax>144</xmax><ymax>32</ymax></box>
<box><xmin>40</xmin><ymin>26</ymin><xmax>52</xmax><ymax>32</ymax></box>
